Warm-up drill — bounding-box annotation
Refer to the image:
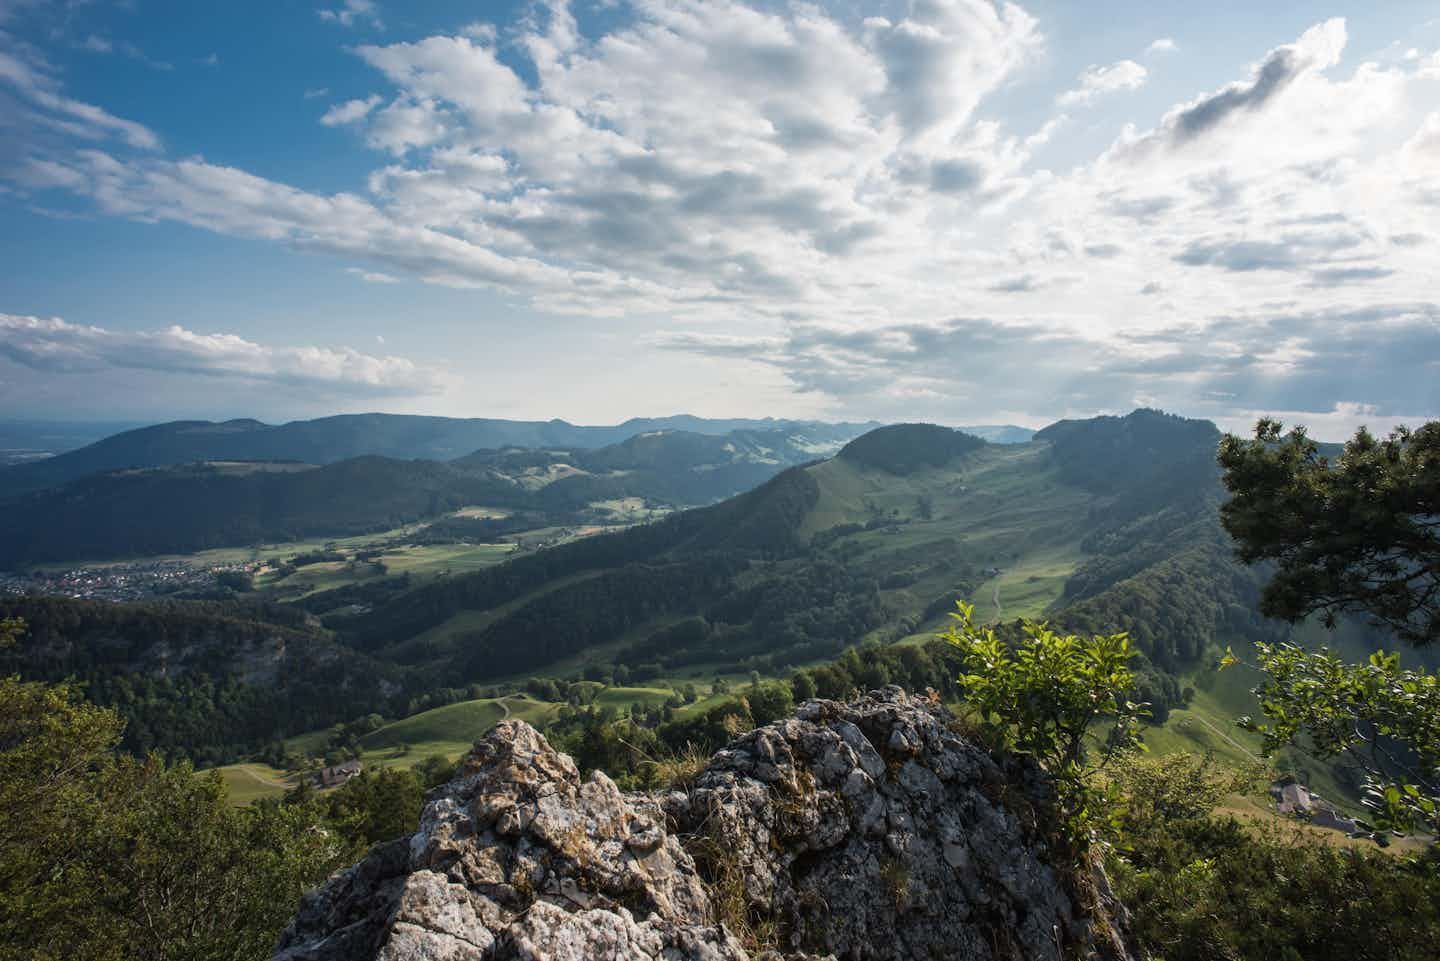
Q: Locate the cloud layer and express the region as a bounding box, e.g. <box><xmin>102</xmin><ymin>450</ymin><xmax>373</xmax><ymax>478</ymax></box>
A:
<box><xmin>1</xmin><ymin>2</ymin><xmax>1438</xmax><ymax>432</ymax></box>
<box><xmin>0</xmin><ymin>313</ymin><xmax>446</xmax><ymax>395</ymax></box>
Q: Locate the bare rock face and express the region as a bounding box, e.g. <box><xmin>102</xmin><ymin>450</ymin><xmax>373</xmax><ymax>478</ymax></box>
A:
<box><xmin>274</xmin><ymin>689</ymin><xmax>1129</xmax><ymax>961</ymax></box>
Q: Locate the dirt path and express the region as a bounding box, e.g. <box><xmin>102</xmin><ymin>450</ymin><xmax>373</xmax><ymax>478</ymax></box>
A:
<box><xmin>991</xmin><ymin>580</ymin><xmax>1003</xmax><ymax>621</ymax></box>
<box><xmin>1190</xmin><ymin>713</ymin><xmax>1261</xmax><ymax>761</ymax></box>
<box><xmin>237</xmin><ymin>765</ymin><xmax>292</xmax><ymax>790</ymax></box>
<box><xmin>497</xmin><ymin>695</ymin><xmax>513</xmax><ymax>720</ymax></box>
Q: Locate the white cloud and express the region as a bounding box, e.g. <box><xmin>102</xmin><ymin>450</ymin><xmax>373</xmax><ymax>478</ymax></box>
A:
<box><xmin>460</xmin><ymin>22</ymin><xmax>497</xmax><ymax>42</ymax></box>
<box><xmin>1116</xmin><ymin>18</ymin><xmax>1348</xmax><ymax>157</ymax></box>
<box><xmin>1057</xmin><ymin>59</ymin><xmax>1148</xmax><ymax>107</ymax></box>
<box><xmin>1147</xmin><ymin>37</ymin><xmax>1177</xmax><ymax>54</ymax></box>
<box><xmin>0</xmin><ymin>312</ymin><xmax>444</xmax><ymax>395</ymax></box>
<box><xmin>365</xmin><ymin>97</ymin><xmax>449</xmax><ymax>154</ymax></box>
<box><xmin>0</xmin><ymin>48</ymin><xmax>161</xmax><ymax>150</ymax></box>
<box><xmin>318</xmin><ymin>0</ymin><xmax>382</xmax><ymax>30</ymax></box>
<box><xmin>320</xmin><ymin>95</ymin><xmax>381</xmax><ymax>126</ymax></box>
<box><xmin>4</xmin><ymin>7</ymin><xmax>1439</xmax><ymax>427</ymax></box>
<box><xmin>346</xmin><ymin>267</ymin><xmax>400</xmax><ymax>283</ymax></box>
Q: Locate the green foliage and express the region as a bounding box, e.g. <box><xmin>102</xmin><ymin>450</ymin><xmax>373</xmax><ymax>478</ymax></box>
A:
<box><xmin>320</xmin><ymin>767</ymin><xmax>426</xmax><ymax>846</ymax></box>
<box><xmin>214</xmin><ymin>569</ymin><xmax>255</xmax><ymax>592</ymax></box>
<box><xmin>944</xmin><ymin>602</ymin><xmax>1145</xmax><ymax>778</ymax></box>
<box><xmin>0</xmin><ymin>672</ymin><xmax>348</xmax><ymax>961</ymax></box>
<box><xmin>1218</xmin><ymin>419</ymin><xmax>1440</xmax><ymax>645</ymax></box>
<box><xmin>1109</xmin><ymin>752</ymin><xmax>1440</xmax><ymax>961</ymax></box>
<box><xmin>743</xmin><ymin>679</ymin><xmax>795</xmax><ymax>725</ymax></box>
<box><xmin>1218</xmin><ymin>418</ymin><xmax>1440</xmax><ymax>841</ymax></box>
<box><xmin>0</xmin><ymin>456</ymin><xmax>528</xmax><ymax>566</ymax></box>
<box><xmin>1231</xmin><ymin>642</ymin><xmax>1440</xmax><ymax>837</ymax></box>
<box><xmin>942</xmin><ymin>601</ymin><xmax>1145</xmax><ymax>837</ymax></box>
<box><xmin>1037</xmin><ymin>408</ymin><xmax>1222</xmax><ymax>496</ymax></box>
<box><xmin>0</xmin><ymin>594</ymin><xmax>401</xmax><ymax>765</ymax></box>
<box><xmin>1106</xmin><ymin>751</ymin><xmax>1260</xmax><ymax>836</ymax></box>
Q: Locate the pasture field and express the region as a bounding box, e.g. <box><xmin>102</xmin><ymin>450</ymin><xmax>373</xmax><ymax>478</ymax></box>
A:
<box><xmin>210</xmin><ymin>762</ymin><xmax>302</xmax><ymax>805</ymax></box>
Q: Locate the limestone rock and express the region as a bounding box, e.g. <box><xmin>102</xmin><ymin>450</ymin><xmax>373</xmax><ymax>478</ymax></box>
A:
<box><xmin>274</xmin><ymin>690</ymin><xmax>1131</xmax><ymax>961</ymax></box>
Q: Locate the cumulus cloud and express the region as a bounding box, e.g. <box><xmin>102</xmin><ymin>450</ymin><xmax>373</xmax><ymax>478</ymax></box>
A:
<box><xmin>3</xmin><ymin>7</ymin><xmax>1438</xmax><ymax>428</ymax></box>
<box><xmin>0</xmin><ymin>312</ymin><xmax>444</xmax><ymax>395</ymax></box>
<box><xmin>1175</xmin><ymin>229</ymin><xmax>1370</xmax><ymax>272</ymax></box>
<box><xmin>1305</xmin><ymin>266</ymin><xmax>1394</xmax><ymax>287</ymax></box>
<box><xmin>320</xmin><ymin>95</ymin><xmax>381</xmax><ymax>126</ymax></box>
<box><xmin>1118</xmin><ymin>18</ymin><xmax>1346</xmax><ymax>157</ymax></box>
<box><xmin>1147</xmin><ymin>38</ymin><xmax>1177</xmax><ymax>54</ymax></box>
<box><xmin>1057</xmin><ymin>59</ymin><xmax>1148</xmax><ymax>107</ymax></box>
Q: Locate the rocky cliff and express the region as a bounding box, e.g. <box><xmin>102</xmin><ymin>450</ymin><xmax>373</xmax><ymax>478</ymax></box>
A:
<box><xmin>273</xmin><ymin>688</ymin><xmax>1131</xmax><ymax>961</ymax></box>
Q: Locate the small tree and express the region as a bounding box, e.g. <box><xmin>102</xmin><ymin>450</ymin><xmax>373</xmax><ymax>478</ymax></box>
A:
<box><xmin>1218</xmin><ymin>419</ymin><xmax>1439</xmax><ymax>645</ymax></box>
<box><xmin>1226</xmin><ymin>643</ymin><xmax>1440</xmax><ymax>837</ymax></box>
<box><xmin>1219</xmin><ymin>419</ymin><xmax>1440</xmax><ymax>841</ymax></box>
<box><xmin>942</xmin><ymin>602</ymin><xmax>1146</xmax><ymax>837</ymax></box>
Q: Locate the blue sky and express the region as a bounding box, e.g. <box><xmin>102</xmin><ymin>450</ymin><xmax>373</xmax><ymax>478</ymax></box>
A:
<box><xmin>1</xmin><ymin>0</ymin><xmax>1437</xmax><ymax>437</ymax></box>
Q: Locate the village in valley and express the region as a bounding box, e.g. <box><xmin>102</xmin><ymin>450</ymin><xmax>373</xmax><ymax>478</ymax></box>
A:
<box><xmin>0</xmin><ymin>559</ymin><xmax>261</xmax><ymax>602</ymax></box>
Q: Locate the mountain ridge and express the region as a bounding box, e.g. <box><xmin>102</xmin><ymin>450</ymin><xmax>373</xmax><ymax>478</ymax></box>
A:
<box><xmin>0</xmin><ymin>413</ymin><xmax>880</xmax><ymax>497</ymax></box>
<box><xmin>0</xmin><ymin>413</ymin><xmax>1036</xmax><ymax>498</ymax></box>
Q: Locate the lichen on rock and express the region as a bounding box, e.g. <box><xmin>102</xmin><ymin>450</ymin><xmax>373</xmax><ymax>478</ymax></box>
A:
<box><xmin>273</xmin><ymin>688</ymin><xmax>1131</xmax><ymax>961</ymax></box>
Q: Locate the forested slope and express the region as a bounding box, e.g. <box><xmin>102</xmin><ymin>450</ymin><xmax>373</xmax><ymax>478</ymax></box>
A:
<box><xmin>0</xmin><ymin>594</ymin><xmax>407</xmax><ymax>764</ymax></box>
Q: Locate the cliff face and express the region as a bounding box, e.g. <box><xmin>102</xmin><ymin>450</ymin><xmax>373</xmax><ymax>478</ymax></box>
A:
<box><xmin>274</xmin><ymin>688</ymin><xmax>1130</xmax><ymax>961</ymax></box>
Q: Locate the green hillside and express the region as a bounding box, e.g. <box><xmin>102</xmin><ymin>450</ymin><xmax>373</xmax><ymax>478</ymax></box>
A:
<box><xmin>0</xmin><ymin>427</ymin><xmax>863</xmax><ymax>568</ymax></box>
<box><xmin>321</xmin><ymin>411</ymin><xmax>1257</xmax><ymax>730</ymax></box>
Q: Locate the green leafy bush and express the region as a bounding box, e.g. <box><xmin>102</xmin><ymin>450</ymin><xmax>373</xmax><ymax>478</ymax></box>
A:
<box><xmin>941</xmin><ymin>601</ymin><xmax>1146</xmax><ymax>839</ymax></box>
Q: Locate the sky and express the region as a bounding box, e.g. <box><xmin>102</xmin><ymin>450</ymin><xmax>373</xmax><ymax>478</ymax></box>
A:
<box><xmin>0</xmin><ymin>0</ymin><xmax>1437</xmax><ymax>438</ymax></box>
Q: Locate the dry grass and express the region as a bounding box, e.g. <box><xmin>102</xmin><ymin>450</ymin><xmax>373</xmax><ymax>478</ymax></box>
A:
<box><xmin>683</xmin><ymin>801</ymin><xmax>778</xmax><ymax>954</ymax></box>
<box><xmin>650</xmin><ymin>743</ymin><xmax>710</xmax><ymax>793</ymax></box>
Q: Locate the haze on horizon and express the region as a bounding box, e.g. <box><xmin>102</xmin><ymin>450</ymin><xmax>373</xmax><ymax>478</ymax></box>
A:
<box><xmin>1</xmin><ymin>0</ymin><xmax>1437</xmax><ymax>442</ymax></box>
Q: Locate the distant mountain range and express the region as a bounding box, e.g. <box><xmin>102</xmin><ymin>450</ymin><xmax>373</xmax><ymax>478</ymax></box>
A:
<box><xmin>0</xmin><ymin>425</ymin><xmax>872</xmax><ymax>565</ymax></box>
<box><xmin>0</xmin><ymin>413</ymin><xmax>1035</xmax><ymax>497</ymax></box>
<box><xmin>0</xmin><ymin>419</ymin><xmax>146</xmax><ymax>466</ymax></box>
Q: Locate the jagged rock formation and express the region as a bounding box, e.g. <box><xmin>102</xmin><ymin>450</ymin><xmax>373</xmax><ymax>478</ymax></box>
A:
<box><xmin>274</xmin><ymin>689</ymin><xmax>1130</xmax><ymax>961</ymax></box>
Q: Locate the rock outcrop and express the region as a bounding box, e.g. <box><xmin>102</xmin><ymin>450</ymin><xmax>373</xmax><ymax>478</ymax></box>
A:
<box><xmin>274</xmin><ymin>688</ymin><xmax>1130</xmax><ymax>961</ymax></box>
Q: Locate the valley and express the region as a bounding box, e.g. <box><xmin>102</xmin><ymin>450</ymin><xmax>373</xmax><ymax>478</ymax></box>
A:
<box><xmin>1</xmin><ymin>409</ymin><xmax>1423</xmax><ymax>822</ymax></box>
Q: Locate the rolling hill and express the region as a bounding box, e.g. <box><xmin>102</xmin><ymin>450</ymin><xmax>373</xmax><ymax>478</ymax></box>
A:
<box><xmin>0</xmin><ymin>413</ymin><xmax>884</xmax><ymax>497</ymax></box>
<box><xmin>0</xmin><ymin>427</ymin><xmax>859</xmax><ymax>567</ymax></box>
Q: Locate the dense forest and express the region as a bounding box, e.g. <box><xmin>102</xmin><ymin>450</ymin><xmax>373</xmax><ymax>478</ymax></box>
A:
<box><xmin>0</xmin><ymin>595</ymin><xmax>407</xmax><ymax>765</ymax></box>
